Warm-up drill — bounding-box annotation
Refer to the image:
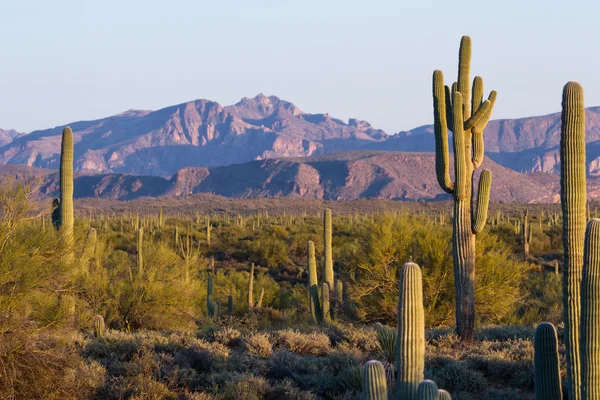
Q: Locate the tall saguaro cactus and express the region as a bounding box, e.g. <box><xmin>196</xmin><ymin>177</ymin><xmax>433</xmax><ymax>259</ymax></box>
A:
<box><xmin>522</xmin><ymin>210</ymin><xmax>533</xmax><ymax>259</ymax></box>
<box><xmin>581</xmin><ymin>219</ymin><xmax>600</xmax><ymax>399</ymax></box>
<box><xmin>136</xmin><ymin>227</ymin><xmax>144</xmax><ymax>276</ymax></box>
<box><xmin>561</xmin><ymin>81</ymin><xmax>587</xmax><ymax>400</ymax></box>
<box><xmin>432</xmin><ymin>36</ymin><xmax>496</xmax><ymax>341</ymax></box>
<box><xmin>59</xmin><ymin>127</ymin><xmax>74</xmax><ymax>258</ymax></box>
<box><xmin>323</xmin><ymin>208</ymin><xmax>334</xmax><ymax>289</ymax></box>
<box><xmin>396</xmin><ymin>262</ymin><xmax>425</xmax><ymax>399</ymax></box>
<box><xmin>248</xmin><ymin>263</ymin><xmax>255</xmax><ymax>310</ymax></box>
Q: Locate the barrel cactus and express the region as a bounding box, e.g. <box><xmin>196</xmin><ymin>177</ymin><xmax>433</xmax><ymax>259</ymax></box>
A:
<box><xmin>416</xmin><ymin>380</ymin><xmax>439</xmax><ymax>400</ymax></box>
<box><xmin>362</xmin><ymin>360</ymin><xmax>388</xmax><ymax>400</ymax></box>
<box><xmin>396</xmin><ymin>262</ymin><xmax>425</xmax><ymax>399</ymax></box>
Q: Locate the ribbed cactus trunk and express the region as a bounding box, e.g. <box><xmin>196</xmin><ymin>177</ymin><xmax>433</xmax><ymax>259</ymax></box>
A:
<box><xmin>59</xmin><ymin>127</ymin><xmax>74</xmax><ymax>260</ymax></box>
<box><xmin>416</xmin><ymin>380</ymin><xmax>439</xmax><ymax>400</ymax></box>
<box><xmin>581</xmin><ymin>219</ymin><xmax>600</xmax><ymax>399</ymax></box>
<box><xmin>534</xmin><ymin>322</ymin><xmax>562</xmax><ymax>400</ymax></box>
<box><xmin>324</xmin><ymin>209</ymin><xmax>334</xmax><ymax>288</ymax></box>
<box><xmin>561</xmin><ymin>81</ymin><xmax>586</xmax><ymax>400</ymax></box>
<box><xmin>207</xmin><ymin>275</ymin><xmax>214</xmax><ymax>317</ymax></box>
<box><xmin>257</xmin><ymin>287</ymin><xmax>265</xmax><ymax>308</ymax></box>
<box><xmin>321</xmin><ymin>282</ymin><xmax>331</xmax><ymax>324</ymax></box>
<box><xmin>93</xmin><ymin>315</ymin><xmax>105</xmax><ymax>338</ymax></box>
<box><xmin>396</xmin><ymin>262</ymin><xmax>425</xmax><ymax>399</ymax></box>
<box><xmin>227</xmin><ymin>294</ymin><xmax>234</xmax><ymax>316</ymax></box>
<box><xmin>136</xmin><ymin>228</ymin><xmax>143</xmax><ymax>276</ymax></box>
<box><xmin>362</xmin><ymin>360</ymin><xmax>388</xmax><ymax>400</ymax></box>
<box><xmin>80</xmin><ymin>227</ymin><xmax>97</xmax><ymax>270</ymax></box>
<box><xmin>523</xmin><ymin>210</ymin><xmax>532</xmax><ymax>259</ymax></box>
<box><xmin>248</xmin><ymin>263</ymin><xmax>255</xmax><ymax>310</ymax></box>
<box><xmin>307</xmin><ymin>241</ymin><xmax>320</xmax><ymax>323</ymax></box>
<box><xmin>432</xmin><ymin>36</ymin><xmax>495</xmax><ymax>342</ymax></box>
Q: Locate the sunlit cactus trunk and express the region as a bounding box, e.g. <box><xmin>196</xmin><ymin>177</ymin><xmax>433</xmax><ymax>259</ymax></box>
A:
<box><xmin>432</xmin><ymin>36</ymin><xmax>496</xmax><ymax>341</ymax></box>
<box><xmin>323</xmin><ymin>208</ymin><xmax>334</xmax><ymax>288</ymax></box>
<box><xmin>534</xmin><ymin>322</ymin><xmax>562</xmax><ymax>400</ymax></box>
<box><xmin>581</xmin><ymin>219</ymin><xmax>600</xmax><ymax>399</ymax></box>
<box><xmin>136</xmin><ymin>227</ymin><xmax>144</xmax><ymax>277</ymax></box>
<box><xmin>561</xmin><ymin>81</ymin><xmax>586</xmax><ymax>400</ymax></box>
<box><xmin>396</xmin><ymin>262</ymin><xmax>425</xmax><ymax>399</ymax></box>
<box><xmin>362</xmin><ymin>360</ymin><xmax>388</xmax><ymax>400</ymax></box>
<box><xmin>248</xmin><ymin>263</ymin><xmax>255</xmax><ymax>310</ymax></box>
<box><xmin>59</xmin><ymin>127</ymin><xmax>74</xmax><ymax>260</ymax></box>
<box><xmin>93</xmin><ymin>315</ymin><xmax>105</xmax><ymax>338</ymax></box>
<box><xmin>307</xmin><ymin>241</ymin><xmax>321</xmax><ymax>323</ymax></box>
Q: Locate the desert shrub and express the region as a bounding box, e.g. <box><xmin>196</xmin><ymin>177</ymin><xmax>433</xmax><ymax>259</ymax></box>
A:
<box><xmin>244</xmin><ymin>333</ymin><xmax>273</xmax><ymax>358</ymax></box>
<box><xmin>275</xmin><ymin>329</ymin><xmax>331</xmax><ymax>355</ymax></box>
<box><xmin>212</xmin><ymin>326</ymin><xmax>242</xmax><ymax>346</ymax></box>
<box><xmin>0</xmin><ymin>329</ymin><xmax>105</xmax><ymax>400</ymax></box>
<box><xmin>426</xmin><ymin>358</ymin><xmax>487</xmax><ymax>394</ymax></box>
<box><xmin>340</xmin><ymin>214</ymin><xmax>527</xmax><ymax>327</ymax></box>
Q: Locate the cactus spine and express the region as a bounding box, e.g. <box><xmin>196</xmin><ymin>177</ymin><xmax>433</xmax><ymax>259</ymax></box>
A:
<box><xmin>93</xmin><ymin>315</ymin><xmax>105</xmax><ymax>338</ymax></box>
<box><xmin>324</xmin><ymin>208</ymin><xmax>334</xmax><ymax>289</ymax></box>
<box><xmin>59</xmin><ymin>127</ymin><xmax>74</xmax><ymax>258</ymax></box>
<box><xmin>534</xmin><ymin>322</ymin><xmax>562</xmax><ymax>400</ymax></box>
<box><xmin>432</xmin><ymin>36</ymin><xmax>495</xmax><ymax>341</ymax></box>
<box><xmin>396</xmin><ymin>262</ymin><xmax>425</xmax><ymax>399</ymax></box>
<box><xmin>581</xmin><ymin>219</ymin><xmax>600</xmax><ymax>399</ymax></box>
<box><xmin>561</xmin><ymin>81</ymin><xmax>587</xmax><ymax>400</ymax></box>
<box><xmin>307</xmin><ymin>241</ymin><xmax>321</xmax><ymax>323</ymax></box>
<box><xmin>321</xmin><ymin>282</ymin><xmax>331</xmax><ymax>324</ymax></box>
<box><xmin>207</xmin><ymin>275</ymin><xmax>214</xmax><ymax>317</ymax></box>
<box><xmin>136</xmin><ymin>227</ymin><xmax>143</xmax><ymax>276</ymax></box>
<box><xmin>362</xmin><ymin>360</ymin><xmax>388</xmax><ymax>400</ymax></box>
<box><xmin>248</xmin><ymin>263</ymin><xmax>255</xmax><ymax>310</ymax></box>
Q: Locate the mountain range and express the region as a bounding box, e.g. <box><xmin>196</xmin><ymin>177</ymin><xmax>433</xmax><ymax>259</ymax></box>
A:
<box><xmin>2</xmin><ymin>94</ymin><xmax>600</xmax><ymax>202</ymax></box>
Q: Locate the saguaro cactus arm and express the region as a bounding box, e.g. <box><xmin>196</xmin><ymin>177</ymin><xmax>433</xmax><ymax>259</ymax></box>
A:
<box><xmin>433</xmin><ymin>70</ymin><xmax>454</xmax><ymax>194</ymax></box>
<box><xmin>472</xmin><ymin>170</ymin><xmax>492</xmax><ymax>234</ymax></box>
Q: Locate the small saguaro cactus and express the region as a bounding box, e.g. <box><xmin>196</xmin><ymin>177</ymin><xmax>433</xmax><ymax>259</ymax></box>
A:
<box><xmin>257</xmin><ymin>287</ymin><xmax>265</xmax><ymax>308</ymax></box>
<box><xmin>307</xmin><ymin>241</ymin><xmax>321</xmax><ymax>323</ymax></box>
<box><xmin>80</xmin><ymin>227</ymin><xmax>97</xmax><ymax>268</ymax></box>
<box><xmin>416</xmin><ymin>380</ymin><xmax>439</xmax><ymax>400</ymax></box>
<box><xmin>580</xmin><ymin>218</ymin><xmax>600</xmax><ymax>399</ymax></box>
<box><xmin>59</xmin><ymin>127</ymin><xmax>75</xmax><ymax>258</ymax></box>
<box><xmin>227</xmin><ymin>294</ymin><xmax>234</xmax><ymax>316</ymax></box>
<box><xmin>323</xmin><ymin>208</ymin><xmax>334</xmax><ymax>289</ymax></box>
<box><xmin>215</xmin><ymin>301</ymin><xmax>221</xmax><ymax>319</ymax></box>
<box><xmin>93</xmin><ymin>315</ymin><xmax>105</xmax><ymax>338</ymax></box>
<box><xmin>136</xmin><ymin>227</ymin><xmax>144</xmax><ymax>276</ymax></box>
<box><xmin>396</xmin><ymin>262</ymin><xmax>425</xmax><ymax>399</ymax></box>
<box><xmin>362</xmin><ymin>360</ymin><xmax>388</xmax><ymax>400</ymax></box>
<box><xmin>206</xmin><ymin>219</ymin><xmax>211</xmax><ymax>245</ymax></box>
<box><xmin>51</xmin><ymin>198</ymin><xmax>60</xmax><ymax>230</ymax></box>
<box><xmin>159</xmin><ymin>206</ymin><xmax>164</xmax><ymax>227</ymax></box>
<box><xmin>248</xmin><ymin>263</ymin><xmax>255</xmax><ymax>310</ymax></box>
<box><xmin>523</xmin><ymin>210</ymin><xmax>533</xmax><ymax>259</ymax></box>
<box><xmin>432</xmin><ymin>36</ymin><xmax>495</xmax><ymax>342</ymax></box>
<box><xmin>321</xmin><ymin>282</ymin><xmax>331</xmax><ymax>324</ymax></box>
<box><xmin>560</xmin><ymin>81</ymin><xmax>587</xmax><ymax>400</ymax></box>
<box><xmin>534</xmin><ymin>322</ymin><xmax>562</xmax><ymax>400</ymax></box>
<box><xmin>207</xmin><ymin>275</ymin><xmax>214</xmax><ymax>317</ymax></box>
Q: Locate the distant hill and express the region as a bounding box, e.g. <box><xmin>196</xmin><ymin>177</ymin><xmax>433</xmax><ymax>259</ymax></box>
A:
<box><xmin>0</xmin><ymin>151</ymin><xmax>564</xmax><ymax>203</ymax></box>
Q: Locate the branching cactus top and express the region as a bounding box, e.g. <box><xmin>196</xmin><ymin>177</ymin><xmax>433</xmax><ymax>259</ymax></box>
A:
<box><xmin>432</xmin><ymin>35</ymin><xmax>496</xmax><ymax>233</ymax></box>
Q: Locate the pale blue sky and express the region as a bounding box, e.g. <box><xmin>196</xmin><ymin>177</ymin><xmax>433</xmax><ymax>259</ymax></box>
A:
<box><xmin>0</xmin><ymin>0</ymin><xmax>598</xmax><ymax>134</ymax></box>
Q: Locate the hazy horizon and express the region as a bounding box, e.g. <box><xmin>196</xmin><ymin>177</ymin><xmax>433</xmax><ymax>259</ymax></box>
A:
<box><xmin>1</xmin><ymin>0</ymin><xmax>599</xmax><ymax>134</ymax></box>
